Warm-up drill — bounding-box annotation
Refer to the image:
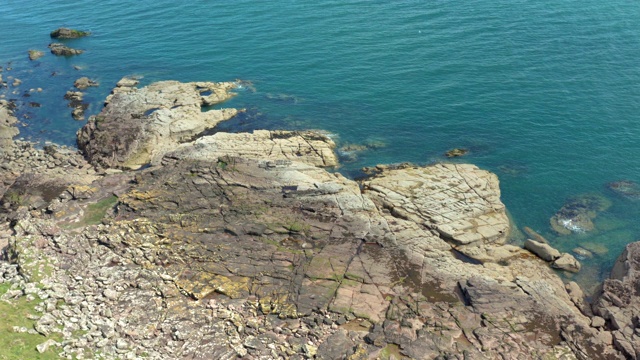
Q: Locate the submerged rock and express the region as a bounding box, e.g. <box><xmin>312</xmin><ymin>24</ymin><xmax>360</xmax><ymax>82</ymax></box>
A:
<box><xmin>445</xmin><ymin>147</ymin><xmax>468</xmax><ymax>157</ymax></box>
<box><xmin>50</xmin><ymin>27</ymin><xmax>90</xmax><ymax>39</ymax></box>
<box><xmin>607</xmin><ymin>180</ymin><xmax>640</xmax><ymax>200</ymax></box>
<box><xmin>28</xmin><ymin>50</ymin><xmax>44</xmax><ymax>61</ymax></box>
<box><xmin>550</xmin><ymin>193</ymin><xmax>612</xmax><ymax>235</ymax></box>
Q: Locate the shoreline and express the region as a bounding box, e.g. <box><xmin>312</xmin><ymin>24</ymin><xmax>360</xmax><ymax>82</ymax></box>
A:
<box><xmin>0</xmin><ymin>72</ymin><xmax>637</xmax><ymax>358</ymax></box>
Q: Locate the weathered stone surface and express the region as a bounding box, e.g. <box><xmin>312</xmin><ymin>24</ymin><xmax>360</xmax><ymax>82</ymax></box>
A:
<box><xmin>77</xmin><ymin>80</ymin><xmax>240</xmax><ymax>169</ymax></box>
<box><xmin>166</xmin><ymin>130</ymin><xmax>338</xmax><ymax>167</ymax></box>
<box><xmin>363</xmin><ymin>163</ymin><xmax>509</xmax><ymax>249</ymax></box>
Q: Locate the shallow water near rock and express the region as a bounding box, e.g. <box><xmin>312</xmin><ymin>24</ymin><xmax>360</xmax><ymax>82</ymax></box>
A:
<box><xmin>1</xmin><ymin>1</ymin><xmax>640</xmax><ymax>288</ymax></box>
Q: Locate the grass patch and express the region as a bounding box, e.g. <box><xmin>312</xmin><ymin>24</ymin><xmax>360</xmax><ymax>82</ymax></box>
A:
<box><xmin>0</xmin><ymin>284</ymin><xmax>62</xmax><ymax>359</ymax></box>
<box><xmin>73</xmin><ymin>196</ymin><xmax>118</xmax><ymax>228</ymax></box>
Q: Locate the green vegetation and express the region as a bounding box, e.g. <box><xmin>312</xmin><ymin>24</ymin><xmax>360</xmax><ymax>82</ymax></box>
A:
<box><xmin>0</xmin><ymin>284</ymin><xmax>62</xmax><ymax>359</ymax></box>
<box><xmin>76</xmin><ymin>196</ymin><xmax>118</xmax><ymax>227</ymax></box>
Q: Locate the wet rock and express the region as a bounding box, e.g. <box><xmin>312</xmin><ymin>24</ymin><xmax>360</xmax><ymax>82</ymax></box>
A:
<box><xmin>74</xmin><ymin>77</ymin><xmax>99</xmax><ymax>90</ymax></box>
<box><xmin>48</xmin><ymin>43</ymin><xmax>84</xmax><ymax>56</ymax></box>
<box><xmin>28</xmin><ymin>50</ymin><xmax>44</xmax><ymax>61</ymax></box>
<box><xmin>50</xmin><ymin>27</ymin><xmax>90</xmax><ymax>39</ymax></box>
<box><xmin>550</xmin><ymin>193</ymin><xmax>612</xmax><ymax>235</ymax></box>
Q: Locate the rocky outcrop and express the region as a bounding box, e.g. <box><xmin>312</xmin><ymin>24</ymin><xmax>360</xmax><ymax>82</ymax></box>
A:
<box><xmin>64</xmin><ymin>91</ymin><xmax>87</xmax><ymax>120</ymax></box>
<box><xmin>74</xmin><ymin>77</ymin><xmax>99</xmax><ymax>90</ymax></box>
<box><xmin>593</xmin><ymin>241</ymin><xmax>640</xmax><ymax>359</ymax></box>
<box><xmin>77</xmin><ymin>79</ymin><xmax>240</xmax><ymax>169</ymax></box>
<box><xmin>50</xmin><ymin>27</ymin><xmax>90</xmax><ymax>39</ymax></box>
<box><xmin>48</xmin><ymin>43</ymin><xmax>83</xmax><ymax>56</ymax></box>
<box><xmin>0</xmin><ymin>78</ymin><xmax>629</xmax><ymax>359</ymax></box>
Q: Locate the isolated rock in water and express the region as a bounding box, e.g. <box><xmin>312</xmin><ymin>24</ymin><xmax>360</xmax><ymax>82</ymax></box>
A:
<box><xmin>524</xmin><ymin>239</ymin><xmax>561</xmax><ymax>262</ymax></box>
<box><xmin>607</xmin><ymin>180</ymin><xmax>640</xmax><ymax>200</ymax></box>
<box><xmin>445</xmin><ymin>147</ymin><xmax>469</xmax><ymax>157</ymax></box>
<box><xmin>74</xmin><ymin>77</ymin><xmax>99</xmax><ymax>90</ymax></box>
<box><xmin>50</xmin><ymin>27</ymin><xmax>90</xmax><ymax>39</ymax></box>
<box><xmin>593</xmin><ymin>241</ymin><xmax>640</xmax><ymax>358</ymax></box>
<box><xmin>552</xmin><ymin>253</ymin><xmax>581</xmax><ymax>273</ymax></box>
<box><xmin>48</xmin><ymin>43</ymin><xmax>83</xmax><ymax>56</ymax></box>
<box><xmin>77</xmin><ymin>79</ymin><xmax>239</xmax><ymax>169</ymax></box>
<box><xmin>28</xmin><ymin>50</ymin><xmax>44</xmax><ymax>61</ymax></box>
<box><xmin>550</xmin><ymin>193</ymin><xmax>611</xmax><ymax>235</ymax></box>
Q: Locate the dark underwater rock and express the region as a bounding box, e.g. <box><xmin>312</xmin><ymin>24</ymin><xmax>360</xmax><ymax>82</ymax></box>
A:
<box><xmin>607</xmin><ymin>180</ymin><xmax>640</xmax><ymax>200</ymax></box>
<box><xmin>445</xmin><ymin>147</ymin><xmax>468</xmax><ymax>157</ymax></box>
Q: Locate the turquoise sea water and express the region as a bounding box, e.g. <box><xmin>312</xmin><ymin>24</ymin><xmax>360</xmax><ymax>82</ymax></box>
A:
<box><xmin>1</xmin><ymin>1</ymin><xmax>639</xmax><ymax>291</ymax></box>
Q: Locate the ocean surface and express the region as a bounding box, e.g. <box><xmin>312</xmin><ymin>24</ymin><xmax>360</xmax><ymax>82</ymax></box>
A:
<box><xmin>1</xmin><ymin>0</ymin><xmax>639</xmax><ymax>292</ymax></box>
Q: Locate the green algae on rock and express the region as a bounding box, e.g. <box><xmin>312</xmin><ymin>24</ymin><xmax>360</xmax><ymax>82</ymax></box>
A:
<box><xmin>50</xmin><ymin>27</ymin><xmax>90</xmax><ymax>39</ymax></box>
